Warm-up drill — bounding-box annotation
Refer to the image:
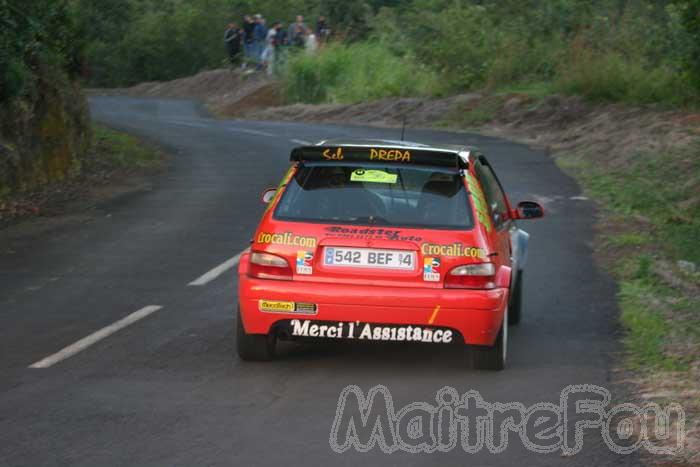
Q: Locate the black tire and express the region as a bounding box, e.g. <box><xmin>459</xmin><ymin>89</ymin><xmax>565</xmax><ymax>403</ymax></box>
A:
<box><xmin>236</xmin><ymin>309</ymin><xmax>276</xmax><ymax>361</ymax></box>
<box><xmin>508</xmin><ymin>271</ymin><xmax>523</xmax><ymax>325</ymax></box>
<box><xmin>470</xmin><ymin>308</ymin><xmax>507</xmax><ymax>371</ymax></box>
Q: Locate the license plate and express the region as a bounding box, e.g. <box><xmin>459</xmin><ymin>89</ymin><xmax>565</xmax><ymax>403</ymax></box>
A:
<box><xmin>323</xmin><ymin>247</ymin><xmax>415</xmax><ymax>270</ymax></box>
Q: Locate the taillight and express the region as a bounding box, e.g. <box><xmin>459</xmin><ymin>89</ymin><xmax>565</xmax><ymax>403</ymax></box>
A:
<box><xmin>444</xmin><ymin>263</ymin><xmax>496</xmax><ymax>289</ymax></box>
<box><xmin>249</xmin><ymin>252</ymin><xmax>293</xmax><ymax>280</ymax></box>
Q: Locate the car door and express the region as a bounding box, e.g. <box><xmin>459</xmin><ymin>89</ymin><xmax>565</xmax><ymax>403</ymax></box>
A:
<box><xmin>473</xmin><ymin>156</ymin><xmax>513</xmax><ymax>270</ymax></box>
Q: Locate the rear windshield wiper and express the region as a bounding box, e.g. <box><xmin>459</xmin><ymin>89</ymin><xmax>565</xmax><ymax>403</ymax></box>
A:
<box><xmin>351</xmin><ymin>216</ymin><xmax>391</xmax><ymax>225</ymax></box>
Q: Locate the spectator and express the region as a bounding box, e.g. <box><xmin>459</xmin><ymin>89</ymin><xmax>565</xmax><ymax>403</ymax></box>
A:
<box><xmin>253</xmin><ymin>14</ymin><xmax>268</xmax><ymax>65</ymax></box>
<box><xmin>224</xmin><ymin>22</ymin><xmax>242</xmax><ymax>66</ymax></box>
<box><xmin>305</xmin><ymin>32</ymin><xmax>318</xmax><ymax>54</ymax></box>
<box><xmin>272</xmin><ymin>22</ymin><xmax>286</xmax><ymax>75</ymax></box>
<box><xmin>288</xmin><ymin>15</ymin><xmax>308</xmax><ymax>48</ymax></box>
<box><xmin>242</xmin><ymin>15</ymin><xmax>256</xmax><ymax>63</ymax></box>
<box><xmin>316</xmin><ymin>15</ymin><xmax>330</xmax><ymax>44</ymax></box>
<box><xmin>274</xmin><ymin>21</ymin><xmax>288</xmax><ymax>46</ymax></box>
<box><xmin>261</xmin><ymin>22</ymin><xmax>279</xmax><ymax>76</ymax></box>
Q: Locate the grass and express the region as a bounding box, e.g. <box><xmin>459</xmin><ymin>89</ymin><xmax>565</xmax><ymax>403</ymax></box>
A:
<box><xmin>618</xmin><ymin>259</ymin><xmax>692</xmax><ymax>372</ymax></box>
<box><xmin>602</xmin><ymin>232</ymin><xmax>653</xmax><ymax>249</ymax></box>
<box><xmin>90</xmin><ymin>125</ymin><xmax>164</xmax><ymax>170</ymax></box>
<box><xmin>571</xmin><ymin>147</ymin><xmax>700</xmax><ymax>266</ymax></box>
<box><xmin>557</xmin><ymin>148</ymin><xmax>700</xmax><ymax>388</ymax></box>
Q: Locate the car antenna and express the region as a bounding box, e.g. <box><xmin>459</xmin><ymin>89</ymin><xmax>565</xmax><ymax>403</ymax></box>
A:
<box><xmin>400</xmin><ymin>114</ymin><xmax>407</xmax><ymax>141</ymax></box>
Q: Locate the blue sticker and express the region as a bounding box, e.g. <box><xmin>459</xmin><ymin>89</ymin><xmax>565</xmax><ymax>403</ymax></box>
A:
<box><xmin>325</xmin><ymin>248</ymin><xmax>335</xmax><ymax>265</ymax></box>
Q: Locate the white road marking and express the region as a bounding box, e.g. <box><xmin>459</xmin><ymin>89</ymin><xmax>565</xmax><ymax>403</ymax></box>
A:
<box><xmin>569</xmin><ymin>196</ymin><xmax>589</xmax><ymax>201</ymax></box>
<box><xmin>188</xmin><ymin>249</ymin><xmax>248</xmax><ymax>286</ymax></box>
<box><xmin>234</xmin><ymin>128</ymin><xmax>275</xmax><ymax>137</ymax></box>
<box><xmin>168</xmin><ymin>120</ymin><xmax>208</xmax><ymax>128</ymax></box>
<box><xmin>290</xmin><ymin>139</ymin><xmax>311</xmax><ymax>145</ymax></box>
<box><xmin>29</xmin><ymin>305</ymin><xmax>163</xmax><ymax>369</ymax></box>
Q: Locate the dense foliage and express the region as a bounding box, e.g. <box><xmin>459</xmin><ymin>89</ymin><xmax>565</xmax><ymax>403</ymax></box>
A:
<box><xmin>283</xmin><ymin>42</ymin><xmax>439</xmax><ymax>103</ymax></box>
<box><xmin>363</xmin><ymin>0</ymin><xmax>700</xmax><ymax>104</ymax></box>
<box><xmin>3</xmin><ymin>0</ymin><xmax>700</xmax><ymax>105</ymax></box>
<box><xmin>284</xmin><ymin>0</ymin><xmax>700</xmax><ymax>105</ymax></box>
<box><xmin>0</xmin><ymin>0</ymin><xmax>82</xmax><ymax>101</ymax></box>
<box><xmin>71</xmin><ymin>0</ymin><xmax>390</xmax><ymax>87</ymax></box>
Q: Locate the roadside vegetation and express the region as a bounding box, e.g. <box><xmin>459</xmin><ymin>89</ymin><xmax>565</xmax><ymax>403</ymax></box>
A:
<box><xmin>0</xmin><ymin>124</ymin><xmax>164</xmax><ymax>225</ymax></box>
<box><xmin>280</xmin><ymin>1</ymin><xmax>700</xmax><ymax>106</ymax></box>
<box><xmin>90</xmin><ymin>125</ymin><xmax>164</xmax><ymax>171</ymax></box>
<box><xmin>1</xmin><ymin>1</ymin><xmax>164</xmax><ymax>221</ymax></box>
<box><xmin>0</xmin><ymin>0</ymin><xmax>83</xmax><ymax>102</ymax></box>
<box><xmin>282</xmin><ymin>42</ymin><xmax>440</xmax><ymax>103</ymax></box>
<box><xmin>68</xmin><ymin>0</ymin><xmax>700</xmax><ymax>109</ymax></box>
<box><xmin>575</xmin><ymin>146</ymin><xmax>700</xmax><ymax>458</ymax></box>
<box><xmin>1</xmin><ymin>0</ymin><xmax>90</xmax><ymax>196</ymax></box>
<box><xmin>71</xmin><ymin>0</ymin><xmax>374</xmax><ymax>87</ymax></box>
<box><xmin>562</xmin><ymin>145</ymin><xmax>700</xmax><ymax>364</ymax></box>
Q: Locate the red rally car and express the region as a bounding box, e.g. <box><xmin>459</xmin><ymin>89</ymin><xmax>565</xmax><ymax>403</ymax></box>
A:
<box><xmin>237</xmin><ymin>139</ymin><xmax>543</xmax><ymax>370</ymax></box>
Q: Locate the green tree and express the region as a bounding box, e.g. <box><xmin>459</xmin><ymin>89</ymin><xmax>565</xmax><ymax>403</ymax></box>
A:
<box><xmin>0</xmin><ymin>0</ymin><xmax>82</xmax><ymax>100</ymax></box>
<box><xmin>673</xmin><ymin>0</ymin><xmax>700</xmax><ymax>89</ymax></box>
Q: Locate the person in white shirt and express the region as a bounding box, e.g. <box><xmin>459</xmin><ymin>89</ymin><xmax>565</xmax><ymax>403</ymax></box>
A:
<box><xmin>262</xmin><ymin>22</ymin><xmax>279</xmax><ymax>75</ymax></box>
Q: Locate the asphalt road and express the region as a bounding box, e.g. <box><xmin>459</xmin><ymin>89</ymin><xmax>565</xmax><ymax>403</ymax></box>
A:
<box><xmin>0</xmin><ymin>97</ymin><xmax>638</xmax><ymax>466</ymax></box>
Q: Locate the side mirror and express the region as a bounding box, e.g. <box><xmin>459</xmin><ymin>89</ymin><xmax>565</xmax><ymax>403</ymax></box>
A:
<box><xmin>512</xmin><ymin>201</ymin><xmax>544</xmax><ymax>220</ymax></box>
<box><xmin>261</xmin><ymin>188</ymin><xmax>277</xmax><ymax>204</ymax></box>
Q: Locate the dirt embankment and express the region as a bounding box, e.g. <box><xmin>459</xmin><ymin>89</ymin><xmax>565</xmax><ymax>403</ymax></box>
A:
<box><xmin>244</xmin><ymin>93</ymin><xmax>698</xmax><ymax>168</ymax></box>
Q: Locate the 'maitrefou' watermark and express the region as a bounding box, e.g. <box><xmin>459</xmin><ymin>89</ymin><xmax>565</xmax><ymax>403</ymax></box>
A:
<box><xmin>329</xmin><ymin>384</ymin><xmax>685</xmax><ymax>456</ymax></box>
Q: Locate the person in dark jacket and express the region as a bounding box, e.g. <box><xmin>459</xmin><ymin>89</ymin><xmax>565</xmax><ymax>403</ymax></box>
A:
<box><xmin>271</xmin><ymin>22</ymin><xmax>286</xmax><ymax>75</ymax></box>
<box><xmin>288</xmin><ymin>15</ymin><xmax>308</xmax><ymax>48</ymax></box>
<box><xmin>316</xmin><ymin>15</ymin><xmax>330</xmax><ymax>44</ymax></box>
<box><xmin>242</xmin><ymin>15</ymin><xmax>255</xmax><ymax>61</ymax></box>
<box><xmin>252</xmin><ymin>14</ymin><xmax>268</xmax><ymax>65</ymax></box>
<box><xmin>224</xmin><ymin>23</ymin><xmax>242</xmax><ymax>65</ymax></box>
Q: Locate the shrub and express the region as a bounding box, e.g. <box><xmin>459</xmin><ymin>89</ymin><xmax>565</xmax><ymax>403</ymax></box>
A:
<box><xmin>555</xmin><ymin>37</ymin><xmax>697</xmax><ymax>105</ymax></box>
<box><xmin>0</xmin><ymin>0</ymin><xmax>82</xmax><ymax>101</ymax></box>
<box><xmin>401</xmin><ymin>2</ymin><xmax>499</xmax><ymax>91</ymax></box>
<box><xmin>485</xmin><ymin>36</ymin><xmax>562</xmax><ymax>89</ymax></box>
<box><xmin>282</xmin><ymin>42</ymin><xmax>443</xmax><ymax>104</ymax></box>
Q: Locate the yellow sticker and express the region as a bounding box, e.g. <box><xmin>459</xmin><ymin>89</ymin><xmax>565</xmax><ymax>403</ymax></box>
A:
<box><xmin>350</xmin><ymin>169</ymin><xmax>398</xmax><ymax>184</ymax></box>
<box><xmin>369</xmin><ymin>148</ymin><xmax>411</xmax><ymax>162</ymax></box>
<box><xmin>258</xmin><ymin>300</ymin><xmax>318</xmax><ymax>314</ymax></box>
<box><xmin>259</xmin><ymin>300</ymin><xmax>295</xmax><ymax>313</ymax></box>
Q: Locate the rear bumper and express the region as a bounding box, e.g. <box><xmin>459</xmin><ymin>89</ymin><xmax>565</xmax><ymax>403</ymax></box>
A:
<box><xmin>238</xmin><ymin>275</ymin><xmax>508</xmax><ymax>346</ymax></box>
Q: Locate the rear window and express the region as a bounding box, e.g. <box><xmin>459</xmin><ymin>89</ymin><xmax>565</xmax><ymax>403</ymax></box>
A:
<box><xmin>274</xmin><ymin>164</ymin><xmax>473</xmax><ymax>230</ymax></box>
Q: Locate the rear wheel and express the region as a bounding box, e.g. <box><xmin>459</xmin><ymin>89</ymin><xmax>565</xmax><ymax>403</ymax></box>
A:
<box><xmin>236</xmin><ymin>309</ymin><xmax>276</xmax><ymax>361</ymax></box>
<box><xmin>470</xmin><ymin>308</ymin><xmax>507</xmax><ymax>371</ymax></box>
<box><xmin>508</xmin><ymin>271</ymin><xmax>523</xmax><ymax>325</ymax></box>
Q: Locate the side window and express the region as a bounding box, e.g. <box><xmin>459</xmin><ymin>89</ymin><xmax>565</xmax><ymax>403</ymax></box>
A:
<box><xmin>474</xmin><ymin>159</ymin><xmax>508</xmax><ymax>228</ymax></box>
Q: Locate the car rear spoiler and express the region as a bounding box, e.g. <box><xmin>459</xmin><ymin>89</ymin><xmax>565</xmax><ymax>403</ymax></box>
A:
<box><xmin>290</xmin><ymin>145</ymin><xmax>469</xmax><ymax>169</ymax></box>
